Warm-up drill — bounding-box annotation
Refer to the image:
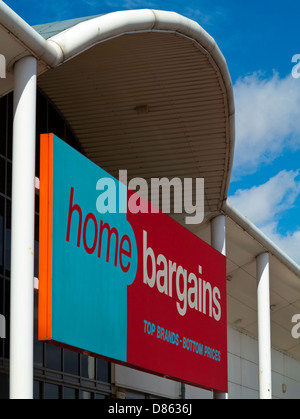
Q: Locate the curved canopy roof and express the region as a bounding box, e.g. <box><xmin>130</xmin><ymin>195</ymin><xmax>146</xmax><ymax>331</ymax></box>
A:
<box><xmin>38</xmin><ymin>10</ymin><xmax>235</xmax><ymax>223</ymax></box>
<box><xmin>0</xmin><ymin>6</ymin><xmax>235</xmax><ymax>223</ymax></box>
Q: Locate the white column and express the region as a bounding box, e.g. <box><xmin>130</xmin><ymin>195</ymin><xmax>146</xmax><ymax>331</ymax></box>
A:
<box><xmin>10</xmin><ymin>56</ymin><xmax>37</xmax><ymax>399</ymax></box>
<box><xmin>211</xmin><ymin>215</ymin><xmax>226</xmax><ymax>256</ymax></box>
<box><xmin>257</xmin><ymin>252</ymin><xmax>272</xmax><ymax>399</ymax></box>
<box><xmin>211</xmin><ymin>215</ymin><xmax>228</xmax><ymax>400</ymax></box>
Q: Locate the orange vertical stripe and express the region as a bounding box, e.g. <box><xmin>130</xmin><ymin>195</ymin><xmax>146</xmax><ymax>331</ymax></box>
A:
<box><xmin>38</xmin><ymin>133</ymin><xmax>53</xmax><ymax>341</ymax></box>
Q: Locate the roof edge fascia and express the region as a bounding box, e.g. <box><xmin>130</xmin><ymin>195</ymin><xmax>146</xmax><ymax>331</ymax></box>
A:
<box><xmin>0</xmin><ymin>0</ymin><xmax>62</xmax><ymax>68</ymax></box>
<box><xmin>46</xmin><ymin>10</ymin><xmax>234</xmax><ymax>110</ymax></box>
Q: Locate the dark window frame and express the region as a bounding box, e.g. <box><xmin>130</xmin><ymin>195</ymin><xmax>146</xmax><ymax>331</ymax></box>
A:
<box><xmin>0</xmin><ymin>90</ymin><xmax>111</xmax><ymax>399</ymax></box>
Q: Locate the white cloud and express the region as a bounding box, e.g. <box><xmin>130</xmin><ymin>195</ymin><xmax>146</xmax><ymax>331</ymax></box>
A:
<box><xmin>230</xmin><ymin>71</ymin><xmax>300</xmax><ymax>264</ymax></box>
<box><xmin>260</xmin><ymin>222</ymin><xmax>300</xmax><ymax>265</ymax></box>
<box><xmin>233</xmin><ymin>72</ymin><xmax>300</xmax><ymax>177</ymax></box>
<box><xmin>229</xmin><ymin>170</ymin><xmax>300</xmax><ymax>264</ymax></box>
<box><xmin>229</xmin><ymin>170</ymin><xmax>300</xmax><ymax>225</ymax></box>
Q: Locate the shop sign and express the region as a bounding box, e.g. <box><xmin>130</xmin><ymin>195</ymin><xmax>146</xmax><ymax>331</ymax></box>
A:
<box><xmin>39</xmin><ymin>133</ymin><xmax>227</xmax><ymax>392</ymax></box>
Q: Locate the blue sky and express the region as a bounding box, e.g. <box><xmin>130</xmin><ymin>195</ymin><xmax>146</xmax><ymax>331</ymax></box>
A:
<box><xmin>5</xmin><ymin>0</ymin><xmax>300</xmax><ymax>263</ymax></box>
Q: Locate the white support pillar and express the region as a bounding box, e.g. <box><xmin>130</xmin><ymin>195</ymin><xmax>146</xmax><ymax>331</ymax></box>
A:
<box><xmin>211</xmin><ymin>215</ymin><xmax>226</xmax><ymax>257</ymax></box>
<box><xmin>10</xmin><ymin>56</ymin><xmax>37</xmax><ymax>399</ymax></box>
<box><xmin>256</xmin><ymin>252</ymin><xmax>272</xmax><ymax>399</ymax></box>
<box><xmin>211</xmin><ymin>215</ymin><xmax>228</xmax><ymax>400</ymax></box>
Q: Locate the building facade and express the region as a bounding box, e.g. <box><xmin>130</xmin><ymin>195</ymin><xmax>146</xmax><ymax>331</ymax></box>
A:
<box><xmin>0</xmin><ymin>91</ymin><xmax>111</xmax><ymax>399</ymax></box>
<box><xmin>0</xmin><ymin>3</ymin><xmax>300</xmax><ymax>399</ymax></box>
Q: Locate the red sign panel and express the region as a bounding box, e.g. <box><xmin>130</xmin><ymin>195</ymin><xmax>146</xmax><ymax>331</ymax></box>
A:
<box><xmin>127</xmin><ymin>192</ymin><xmax>227</xmax><ymax>392</ymax></box>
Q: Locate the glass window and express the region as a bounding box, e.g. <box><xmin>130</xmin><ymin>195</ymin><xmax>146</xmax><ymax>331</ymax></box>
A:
<box><xmin>5</xmin><ymin>199</ymin><xmax>11</xmax><ymax>277</ymax></box>
<box><xmin>0</xmin><ymin>372</ymin><xmax>9</xmax><ymax>399</ymax></box>
<box><xmin>4</xmin><ymin>278</ymin><xmax>9</xmax><ymax>358</ymax></box>
<box><xmin>81</xmin><ymin>355</ymin><xmax>96</xmax><ymax>379</ymax></box>
<box><xmin>34</xmin><ymin>381</ymin><xmax>41</xmax><ymax>399</ymax></box>
<box><xmin>34</xmin><ymin>213</ymin><xmax>39</xmax><ymax>278</ymax></box>
<box><xmin>34</xmin><ymin>293</ymin><xmax>43</xmax><ymax>367</ymax></box>
<box><xmin>44</xmin><ymin>383</ymin><xmax>60</xmax><ymax>399</ymax></box>
<box><xmin>0</xmin><ymin>196</ymin><xmax>4</xmax><ymax>276</ymax></box>
<box><xmin>6</xmin><ymin>161</ymin><xmax>11</xmax><ymax>198</ymax></box>
<box><xmin>0</xmin><ymin>157</ymin><xmax>5</xmax><ymax>194</ymax></box>
<box><xmin>63</xmin><ymin>348</ymin><xmax>79</xmax><ymax>376</ymax></box>
<box><xmin>94</xmin><ymin>393</ymin><xmax>107</xmax><ymax>399</ymax></box>
<box><xmin>0</xmin><ymin>97</ymin><xmax>6</xmax><ymax>157</ymax></box>
<box><xmin>45</xmin><ymin>343</ymin><xmax>62</xmax><ymax>371</ymax></box>
<box><xmin>63</xmin><ymin>386</ymin><xmax>77</xmax><ymax>399</ymax></box>
<box><xmin>79</xmin><ymin>390</ymin><xmax>92</xmax><ymax>399</ymax></box>
<box><xmin>35</xmin><ymin>92</ymin><xmax>47</xmax><ymax>179</ymax></box>
<box><xmin>65</xmin><ymin>126</ymin><xmax>80</xmax><ymax>152</ymax></box>
<box><xmin>47</xmin><ymin>101</ymin><xmax>65</xmax><ymax>141</ymax></box>
<box><xmin>126</xmin><ymin>390</ymin><xmax>146</xmax><ymax>399</ymax></box>
<box><xmin>6</xmin><ymin>94</ymin><xmax>12</xmax><ymax>160</ymax></box>
<box><xmin>0</xmin><ymin>278</ymin><xmax>3</xmax><ymax>358</ymax></box>
<box><xmin>97</xmin><ymin>358</ymin><xmax>110</xmax><ymax>383</ymax></box>
<box><xmin>81</xmin><ymin>354</ymin><xmax>89</xmax><ymax>378</ymax></box>
<box><xmin>0</xmin><ymin>278</ymin><xmax>3</xmax><ymax>317</ymax></box>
